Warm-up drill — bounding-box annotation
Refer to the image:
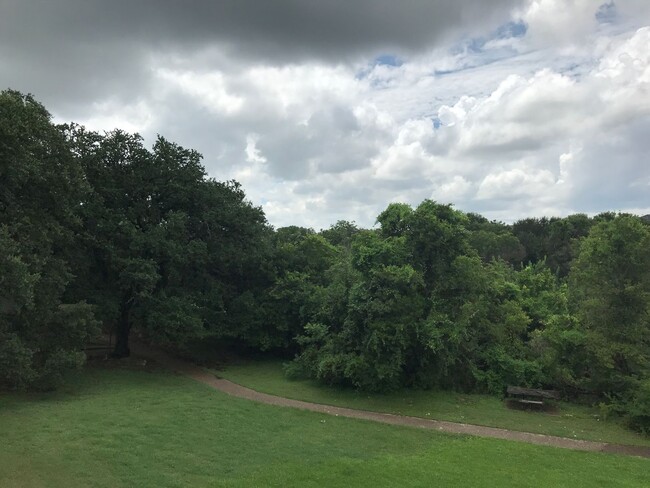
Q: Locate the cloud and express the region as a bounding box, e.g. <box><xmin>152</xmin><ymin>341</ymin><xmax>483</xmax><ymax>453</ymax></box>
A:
<box><xmin>245</xmin><ymin>135</ymin><xmax>267</xmax><ymax>164</ymax></box>
<box><xmin>518</xmin><ymin>0</ymin><xmax>600</xmax><ymax>47</ymax></box>
<box><xmin>1</xmin><ymin>0</ymin><xmax>648</xmax><ymax>229</ymax></box>
<box><xmin>156</xmin><ymin>69</ymin><xmax>244</xmax><ymax>116</ymax></box>
<box><xmin>1</xmin><ymin>1</ymin><xmax>521</xmax><ymax>60</ymax></box>
<box><xmin>417</xmin><ymin>26</ymin><xmax>650</xmax><ymax>221</ymax></box>
<box><xmin>432</xmin><ymin>176</ymin><xmax>474</xmax><ymax>201</ymax></box>
<box><xmin>476</xmin><ymin>168</ymin><xmax>556</xmax><ymax>200</ymax></box>
<box><xmin>0</xmin><ymin>0</ymin><xmax>520</xmax><ymax>111</ymax></box>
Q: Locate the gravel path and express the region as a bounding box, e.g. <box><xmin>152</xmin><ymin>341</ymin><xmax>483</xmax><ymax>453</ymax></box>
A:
<box><xmin>132</xmin><ymin>344</ymin><xmax>650</xmax><ymax>458</ymax></box>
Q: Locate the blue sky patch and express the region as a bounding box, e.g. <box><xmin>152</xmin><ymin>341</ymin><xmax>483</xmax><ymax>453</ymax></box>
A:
<box><xmin>450</xmin><ymin>37</ymin><xmax>485</xmax><ymax>55</ymax></box>
<box><xmin>449</xmin><ymin>20</ymin><xmax>527</xmax><ymax>58</ymax></box>
<box><xmin>596</xmin><ymin>2</ymin><xmax>618</xmax><ymax>24</ymax></box>
<box><xmin>496</xmin><ymin>20</ymin><xmax>527</xmax><ymax>39</ymax></box>
<box><xmin>374</xmin><ymin>54</ymin><xmax>403</xmax><ymax>67</ymax></box>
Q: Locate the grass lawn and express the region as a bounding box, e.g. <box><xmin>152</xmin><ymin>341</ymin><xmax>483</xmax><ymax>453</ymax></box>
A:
<box><xmin>1</xmin><ymin>366</ymin><xmax>649</xmax><ymax>487</ymax></box>
<box><xmin>218</xmin><ymin>359</ymin><xmax>650</xmax><ymax>448</ymax></box>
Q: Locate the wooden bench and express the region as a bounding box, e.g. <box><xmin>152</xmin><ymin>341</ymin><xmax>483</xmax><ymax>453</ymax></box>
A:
<box><xmin>506</xmin><ymin>386</ymin><xmax>559</xmax><ymax>407</ymax></box>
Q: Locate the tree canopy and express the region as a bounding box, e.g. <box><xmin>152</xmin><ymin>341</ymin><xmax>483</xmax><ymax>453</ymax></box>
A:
<box><xmin>1</xmin><ymin>90</ymin><xmax>270</xmax><ymax>388</ymax></box>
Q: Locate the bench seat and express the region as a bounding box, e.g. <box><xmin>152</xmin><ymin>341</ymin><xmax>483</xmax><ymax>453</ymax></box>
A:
<box><xmin>517</xmin><ymin>399</ymin><xmax>544</xmax><ymax>405</ymax></box>
<box><xmin>506</xmin><ymin>386</ymin><xmax>559</xmax><ymax>408</ymax></box>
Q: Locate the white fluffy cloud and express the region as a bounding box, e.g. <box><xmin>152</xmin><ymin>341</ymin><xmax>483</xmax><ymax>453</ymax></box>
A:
<box><xmin>381</xmin><ymin>25</ymin><xmax>650</xmax><ymax>221</ymax></box>
<box><xmin>519</xmin><ymin>0</ymin><xmax>599</xmax><ymax>47</ymax></box>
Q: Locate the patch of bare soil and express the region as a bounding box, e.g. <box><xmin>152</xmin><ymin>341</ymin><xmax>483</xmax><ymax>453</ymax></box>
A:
<box><xmin>86</xmin><ymin>353</ymin><xmax>166</xmax><ymax>373</ymax></box>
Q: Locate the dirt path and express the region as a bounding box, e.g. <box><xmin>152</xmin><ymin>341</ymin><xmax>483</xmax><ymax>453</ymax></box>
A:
<box><xmin>132</xmin><ymin>344</ymin><xmax>650</xmax><ymax>458</ymax></box>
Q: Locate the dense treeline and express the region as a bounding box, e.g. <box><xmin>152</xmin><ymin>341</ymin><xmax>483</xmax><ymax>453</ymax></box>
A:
<box><xmin>1</xmin><ymin>90</ymin><xmax>649</xmax><ymax>433</ymax></box>
<box><xmin>1</xmin><ymin>90</ymin><xmax>273</xmax><ymax>387</ymax></box>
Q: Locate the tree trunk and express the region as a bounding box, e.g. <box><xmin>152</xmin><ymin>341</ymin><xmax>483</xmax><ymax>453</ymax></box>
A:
<box><xmin>112</xmin><ymin>300</ymin><xmax>132</xmax><ymax>357</ymax></box>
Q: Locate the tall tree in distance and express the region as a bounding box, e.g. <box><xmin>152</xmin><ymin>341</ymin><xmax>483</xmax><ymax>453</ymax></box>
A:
<box><xmin>405</xmin><ymin>200</ymin><xmax>470</xmax><ymax>292</ymax></box>
<box><xmin>569</xmin><ymin>215</ymin><xmax>650</xmax><ymax>397</ymax></box>
<box><xmin>67</xmin><ymin>126</ymin><xmax>269</xmax><ymax>357</ymax></box>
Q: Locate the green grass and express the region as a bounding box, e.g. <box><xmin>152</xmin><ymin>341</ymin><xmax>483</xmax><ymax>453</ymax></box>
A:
<box><xmin>218</xmin><ymin>359</ymin><xmax>650</xmax><ymax>447</ymax></box>
<box><xmin>1</xmin><ymin>366</ymin><xmax>649</xmax><ymax>487</ymax></box>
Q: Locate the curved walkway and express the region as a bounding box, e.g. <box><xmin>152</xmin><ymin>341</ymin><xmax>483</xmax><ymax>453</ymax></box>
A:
<box><xmin>133</xmin><ymin>344</ymin><xmax>650</xmax><ymax>458</ymax></box>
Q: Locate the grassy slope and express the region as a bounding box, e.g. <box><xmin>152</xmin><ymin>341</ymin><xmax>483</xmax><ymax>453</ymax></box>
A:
<box><xmin>1</xmin><ymin>367</ymin><xmax>649</xmax><ymax>487</ymax></box>
<box><xmin>218</xmin><ymin>359</ymin><xmax>650</xmax><ymax>447</ymax></box>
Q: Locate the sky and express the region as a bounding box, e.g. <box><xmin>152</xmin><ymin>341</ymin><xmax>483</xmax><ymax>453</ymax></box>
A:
<box><xmin>1</xmin><ymin>0</ymin><xmax>649</xmax><ymax>229</ymax></box>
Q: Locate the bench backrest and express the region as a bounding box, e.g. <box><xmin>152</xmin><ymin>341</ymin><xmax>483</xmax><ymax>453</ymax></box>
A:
<box><xmin>506</xmin><ymin>386</ymin><xmax>560</xmax><ymax>399</ymax></box>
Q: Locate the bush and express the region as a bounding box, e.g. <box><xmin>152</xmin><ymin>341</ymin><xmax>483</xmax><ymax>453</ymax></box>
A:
<box><xmin>626</xmin><ymin>379</ymin><xmax>650</xmax><ymax>434</ymax></box>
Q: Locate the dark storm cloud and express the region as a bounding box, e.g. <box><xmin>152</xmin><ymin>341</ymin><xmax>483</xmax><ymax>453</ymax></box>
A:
<box><xmin>1</xmin><ymin>0</ymin><xmax>521</xmax><ymax>60</ymax></box>
<box><xmin>0</xmin><ymin>0</ymin><xmax>521</xmax><ymax>108</ymax></box>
